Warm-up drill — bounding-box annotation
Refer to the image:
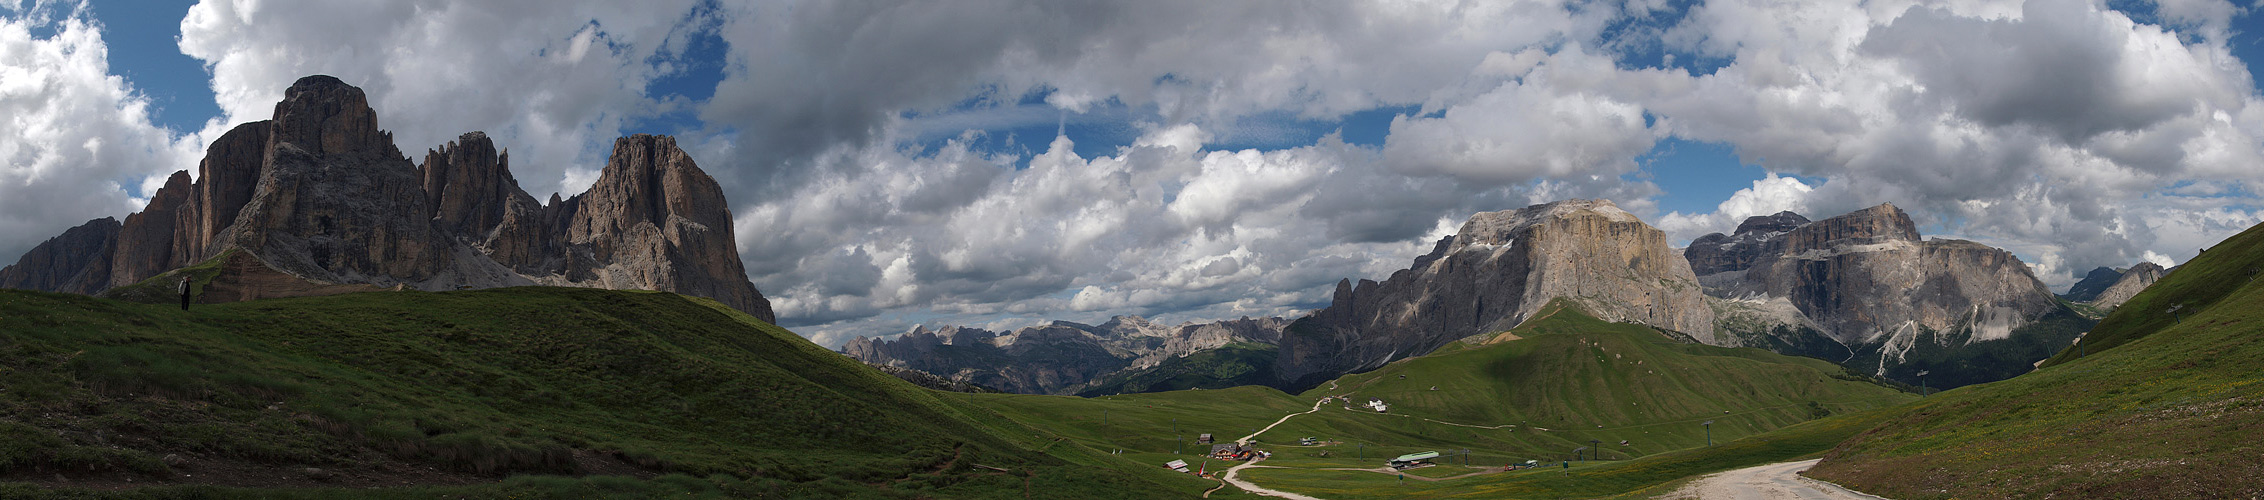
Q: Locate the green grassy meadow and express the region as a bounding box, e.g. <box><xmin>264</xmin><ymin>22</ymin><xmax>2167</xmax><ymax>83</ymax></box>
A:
<box><xmin>0</xmin><ymin>287</ymin><xmax>1217</xmax><ymax>498</ymax></box>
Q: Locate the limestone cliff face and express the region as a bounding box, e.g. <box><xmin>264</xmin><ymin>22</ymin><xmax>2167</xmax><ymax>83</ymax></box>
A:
<box><xmin>1</xmin><ymin>75</ymin><xmax>776</xmax><ymax>323</ymax></box>
<box><xmin>420</xmin><ymin>132</ymin><xmax>538</xmax><ymax>245</ymax></box>
<box><xmin>1692</xmin><ymin>203</ymin><xmax>2083</xmax><ymax>389</ymax></box>
<box><xmin>225</xmin><ymin>76</ymin><xmax>464</xmax><ymax>285</ymax></box>
<box><xmin>176</xmin><ymin>122</ymin><xmax>270</xmax><ymax>270</ymax></box>
<box><xmin>1686</xmin><ymin>211</ymin><xmax>1809</xmax><ymax>276</ymax></box>
<box><xmin>110</xmin><ymin>171</ymin><xmax>194</xmax><ymax>288</ymax></box>
<box><xmin>0</xmin><ymin>218</ymin><xmax>121</xmax><ymax>294</ymax></box>
<box><xmin>842</xmin><ymin>315</ymin><xmax>1288</xmax><ymax>395</ymax></box>
<box><xmin>416</xmin><ymin>132</ymin><xmax>559</xmax><ymax>281</ymax></box>
<box><xmin>1277</xmin><ymin>199</ymin><xmax>1714</xmax><ymax>387</ymax></box>
<box><xmin>2087</xmin><ymin>262</ymin><xmax>2164</xmax><ymax>309</ymax></box>
<box><xmin>1726</xmin><ymin>204</ymin><xmax>2059</xmax><ymax>345</ymax></box>
<box><xmin>538</xmin><ymin>135</ymin><xmax>774</xmax><ymax>323</ymax></box>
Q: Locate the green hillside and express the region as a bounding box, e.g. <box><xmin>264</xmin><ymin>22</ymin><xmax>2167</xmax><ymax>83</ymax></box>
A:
<box><xmin>0</xmin><ymin>287</ymin><xmax>1215</xmax><ymax>498</ymax></box>
<box><xmin>1808</xmin><ymin>221</ymin><xmax>2264</xmax><ymax>499</ymax></box>
<box><xmin>968</xmin><ymin>301</ymin><xmax>1915</xmax><ymax>498</ymax></box>
<box><xmin>1284</xmin><ymin>300</ymin><xmax>1913</xmax><ymax>457</ymax></box>
<box><xmin>2041</xmin><ymin>221</ymin><xmax>2264</xmax><ymax>368</ymax></box>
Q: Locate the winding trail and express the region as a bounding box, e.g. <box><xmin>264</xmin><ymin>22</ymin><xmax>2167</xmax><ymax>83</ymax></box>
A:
<box><xmin>1211</xmin><ymin>459</ymin><xmax>1325</xmax><ymax>500</ymax></box>
<box><xmin>1236</xmin><ymin>398</ymin><xmax>1327</xmax><ymax>445</ymax></box>
<box><xmin>1203</xmin><ymin>397</ymin><xmax>1332</xmax><ymax>499</ymax></box>
<box><xmin>1659</xmin><ymin>459</ymin><xmax>1891</xmax><ymax>500</ymax></box>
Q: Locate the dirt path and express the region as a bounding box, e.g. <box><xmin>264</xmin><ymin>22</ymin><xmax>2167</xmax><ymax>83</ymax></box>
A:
<box><xmin>1215</xmin><ymin>458</ymin><xmax>1327</xmax><ymax>500</ymax></box>
<box><xmin>1236</xmin><ymin>398</ymin><xmax>1326</xmax><ymax>445</ymax></box>
<box><xmin>1203</xmin><ymin>397</ymin><xmax>1334</xmax><ymax>499</ymax></box>
<box><xmin>1659</xmin><ymin>459</ymin><xmax>1891</xmax><ymax>500</ymax></box>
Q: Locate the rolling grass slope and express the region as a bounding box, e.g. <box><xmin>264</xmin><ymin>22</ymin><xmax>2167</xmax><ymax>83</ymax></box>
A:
<box><xmin>969</xmin><ymin>301</ymin><xmax>1914</xmax><ymax>498</ymax></box>
<box><xmin>1295</xmin><ymin>300</ymin><xmax>1913</xmax><ymax>456</ymax></box>
<box><xmin>0</xmin><ymin>287</ymin><xmax>1214</xmax><ymax>498</ymax></box>
<box><xmin>1808</xmin><ymin>221</ymin><xmax>2264</xmax><ymax>499</ymax></box>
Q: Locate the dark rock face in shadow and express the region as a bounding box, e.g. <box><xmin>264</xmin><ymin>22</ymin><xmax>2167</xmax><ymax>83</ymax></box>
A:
<box><xmin>0</xmin><ymin>75</ymin><xmax>776</xmax><ymax>324</ymax></box>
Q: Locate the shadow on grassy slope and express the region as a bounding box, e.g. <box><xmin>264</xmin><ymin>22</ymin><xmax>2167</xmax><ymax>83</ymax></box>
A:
<box><xmin>0</xmin><ymin>287</ymin><xmax>1217</xmax><ymax>499</ymax></box>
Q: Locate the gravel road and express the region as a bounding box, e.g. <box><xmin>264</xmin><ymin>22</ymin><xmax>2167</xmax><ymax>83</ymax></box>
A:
<box><xmin>1659</xmin><ymin>459</ymin><xmax>1891</xmax><ymax>500</ymax></box>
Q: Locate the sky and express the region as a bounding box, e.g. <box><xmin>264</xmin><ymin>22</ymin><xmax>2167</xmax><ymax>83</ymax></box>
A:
<box><xmin>5</xmin><ymin>0</ymin><xmax>2264</xmax><ymax>348</ymax></box>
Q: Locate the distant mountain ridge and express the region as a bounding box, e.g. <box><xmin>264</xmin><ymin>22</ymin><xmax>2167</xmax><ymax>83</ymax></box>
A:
<box><xmin>2085</xmin><ymin>261</ymin><xmax>2164</xmax><ymax>309</ymax></box>
<box><xmin>2061</xmin><ymin>266</ymin><xmax>2128</xmax><ymax>302</ymax></box>
<box><xmin>0</xmin><ymin>75</ymin><xmax>773</xmax><ymax>322</ymax></box>
<box><xmin>840</xmin><ymin>315</ymin><xmax>1287</xmax><ymax>394</ymax></box>
<box><xmin>853</xmin><ymin>200</ymin><xmax>2103</xmax><ymax>396</ymax></box>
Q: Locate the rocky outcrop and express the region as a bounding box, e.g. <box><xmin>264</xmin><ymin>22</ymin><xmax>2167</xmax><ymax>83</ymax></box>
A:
<box><xmin>0</xmin><ymin>218</ymin><xmax>121</xmax><ymax>294</ymax></box>
<box><xmin>2087</xmin><ymin>262</ymin><xmax>2164</xmax><ymax>309</ymax></box>
<box><xmin>422</xmin><ymin>133</ymin><xmax>533</xmax><ymax>243</ymax></box>
<box><xmin>1277</xmin><ymin>199</ymin><xmax>1714</xmax><ymax>388</ymax></box>
<box><xmin>224</xmin><ymin>76</ymin><xmax>468</xmax><ymax>286</ymax></box>
<box><xmin>537</xmin><ymin>135</ymin><xmax>773</xmax><ymax>322</ymax></box>
<box><xmin>1693</xmin><ymin>204</ymin><xmax>2086</xmax><ymax>389</ymax></box>
<box><xmin>1686</xmin><ymin>211</ymin><xmax>1809</xmax><ymax>276</ymax></box>
<box><xmin>2061</xmin><ymin>266</ymin><xmax>2124</xmax><ymax>302</ymax></box>
<box><xmin>1</xmin><ymin>75</ymin><xmax>775</xmax><ymax>323</ymax></box>
<box><xmin>842</xmin><ymin>315</ymin><xmax>1288</xmax><ymax>395</ymax></box>
<box><xmin>1724</xmin><ymin>204</ymin><xmax>2059</xmax><ymax>345</ymax></box>
<box><xmin>176</xmin><ymin>122</ymin><xmax>271</xmax><ymax>270</ymax></box>
<box><xmin>110</xmin><ymin>171</ymin><xmax>194</xmax><ymax>288</ymax></box>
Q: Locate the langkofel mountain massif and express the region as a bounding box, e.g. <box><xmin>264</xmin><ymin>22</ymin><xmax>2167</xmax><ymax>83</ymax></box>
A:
<box><xmin>1</xmin><ymin>76</ymin><xmax>773</xmax><ymax>323</ymax></box>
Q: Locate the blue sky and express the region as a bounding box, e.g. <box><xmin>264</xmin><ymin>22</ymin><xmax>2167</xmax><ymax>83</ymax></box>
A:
<box><xmin>8</xmin><ymin>0</ymin><xmax>2264</xmax><ymax>346</ymax></box>
<box><xmin>80</xmin><ymin>0</ymin><xmax>2264</xmax><ymax>219</ymax></box>
<box><xmin>85</xmin><ymin>0</ymin><xmax>1821</xmax><ymax>218</ymax></box>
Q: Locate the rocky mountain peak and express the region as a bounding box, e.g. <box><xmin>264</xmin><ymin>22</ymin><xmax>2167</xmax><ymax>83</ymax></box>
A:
<box><xmin>1094</xmin><ymin>315</ymin><xmax>1175</xmax><ymax>338</ymax></box>
<box><xmin>1280</xmin><ymin>199</ymin><xmax>1712</xmax><ymax>389</ymax></box>
<box><xmin>269</xmin><ymin>75</ymin><xmax>395</xmax><ymax>158</ymax></box>
<box><xmin>556</xmin><ymin>133</ymin><xmax>773</xmax><ymax>322</ymax></box>
<box><xmin>4</xmin><ymin>75</ymin><xmax>775</xmax><ymax>325</ymax></box>
<box><xmin>1706</xmin><ymin>203</ymin><xmax>2073</xmax><ymax>389</ymax></box>
<box><xmin>0</xmin><ymin>217</ymin><xmax>120</xmax><ymax>294</ymax></box>
<box><xmin>2061</xmin><ymin>266</ymin><xmax>2125</xmax><ymax>302</ymax></box>
<box><xmin>2087</xmin><ymin>262</ymin><xmax>2165</xmax><ymax>309</ymax></box>
<box><xmin>1785</xmin><ymin>203</ymin><xmax>1919</xmax><ymax>254</ymax></box>
<box><xmin>1734</xmin><ymin>211</ymin><xmax>1811</xmax><ymax>235</ymax></box>
<box><xmin>1449</xmin><ymin>198</ymin><xmax>1637</xmax><ymax>250</ymax></box>
<box><xmin>574</xmin><ymin>135</ymin><xmax>730</xmax><ymax>233</ymax></box>
<box><xmin>420</xmin><ymin>131</ymin><xmax>530</xmax><ymax>240</ymax></box>
<box><xmin>1688</xmin><ymin>210</ymin><xmax>1814</xmax><ymax>276</ymax></box>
